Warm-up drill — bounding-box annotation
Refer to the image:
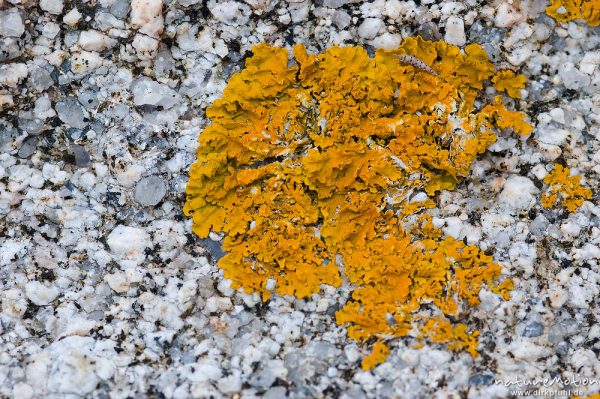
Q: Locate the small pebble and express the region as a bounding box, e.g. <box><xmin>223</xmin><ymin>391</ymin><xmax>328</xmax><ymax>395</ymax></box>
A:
<box><xmin>18</xmin><ymin>137</ymin><xmax>39</xmax><ymax>159</ymax></box>
<box><xmin>0</xmin><ymin>9</ymin><xmax>25</xmax><ymax>38</ymax></box>
<box><xmin>445</xmin><ymin>16</ymin><xmax>466</xmax><ymax>46</ymax></box>
<box><xmin>56</xmin><ymin>97</ymin><xmax>87</xmax><ymax>129</ymax></box>
<box><xmin>521</xmin><ymin>321</ymin><xmax>544</xmax><ymax>338</ymax></box>
<box><xmin>72</xmin><ymin>145</ymin><xmax>91</xmax><ymax>167</ymax></box>
<box><xmin>63</xmin><ymin>8</ymin><xmax>82</xmax><ymax>26</ymax></box>
<box><xmin>131</xmin><ymin>77</ymin><xmax>179</xmax><ymax>108</ymax></box>
<box><xmin>358</xmin><ymin>18</ymin><xmax>384</xmax><ymax>40</ymax></box>
<box><xmin>134</xmin><ymin>176</ymin><xmax>167</xmax><ymax>206</ymax></box>
<box><xmin>39</xmin><ymin>0</ymin><xmax>64</xmax><ymax>15</ymax></box>
<box><xmin>25</xmin><ymin>281</ymin><xmax>59</xmax><ymax>306</ymax></box>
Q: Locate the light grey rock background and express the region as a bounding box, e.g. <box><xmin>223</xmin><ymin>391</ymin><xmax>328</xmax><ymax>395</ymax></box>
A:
<box><xmin>1</xmin><ymin>0</ymin><xmax>600</xmax><ymax>398</ymax></box>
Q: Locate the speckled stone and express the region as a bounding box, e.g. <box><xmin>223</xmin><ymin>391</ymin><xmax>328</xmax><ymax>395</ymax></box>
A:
<box><xmin>134</xmin><ymin>175</ymin><xmax>167</xmax><ymax>206</ymax></box>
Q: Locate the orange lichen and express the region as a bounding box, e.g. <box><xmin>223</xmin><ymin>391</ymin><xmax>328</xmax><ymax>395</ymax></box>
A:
<box><xmin>546</xmin><ymin>0</ymin><xmax>600</xmax><ymax>26</ymax></box>
<box><xmin>185</xmin><ymin>37</ymin><xmax>530</xmax><ymax>369</ymax></box>
<box><xmin>361</xmin><ymin>341</ymin><xmax>390</xmax><ymax>370</ymax></box>
<box><xmin>492</xmin><ymin>70</ymin><xmax>527</xmax><ymax>99</ymax></box>
<box><xmin>541</xmin><ymin>164</ymin><xmax>592</xmax><ymax>212</ymax></box>
<box><xmin>420</xmin><ymin>317</ymin><xmax>479</xmax><ymax>357</ymax></box>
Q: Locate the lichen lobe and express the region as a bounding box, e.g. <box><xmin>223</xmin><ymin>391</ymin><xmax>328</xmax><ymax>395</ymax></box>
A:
<box><xmin>546</xmin><ymin>0</ymin><xmax>600</xmax><ymax>26</ymax></box>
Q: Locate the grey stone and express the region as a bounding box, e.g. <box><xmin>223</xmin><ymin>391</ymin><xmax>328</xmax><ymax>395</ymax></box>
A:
<box><xmin>209</xmin><ymin>2</ymin><xmax>251</xmax><ymax>25</ymax></box>
<box><xmin>110</xmin><ymin>0</ymin><xmax>130</xmax><ymax>18</ymax></box>
<box><xmin>332</xmin><ymin>10</ymin><xmax>351</xmax><ymax>30</ymax></box>
<box><xmin>29</xmin><ymin>66</ymin><xmax>54</xmax><ymax>92</ymax></box>
<box><xmin>179</xmin><ymin>351</ymin><xmax>196</xmax><ymax>364</ymax></box>
<box><xmin>0</xmin><ymin>127</ymin><xmax>18</xmax><ymax>151</ymax></box>
<box><xmin>95</xmin><ymin>12</ymin><xmax>126</xmax><ymax>31</ymax></box>
<box><xmin>17</xmin><ymin>117</ymin><xmax>44</xmax><ymax>135</ymax></box>
<box><xmin>199</xmin><ymin>238</ymin><xmax>225</xmax><ymax>261</ymax></box>
<box><xmin>18</xmin><ymin>136</ymin><xmax>39</xmax><ymax>158</ymax></box>
<box><xmin>521</xmin><ymin>321</ymin><xmax>544</xmax><ymax>337</ymax></box>
<box><xmin>39</xmin><ymin>0</ymin><xmax>64</xmax><ymax>15</ymax></box>
<box><xmin>87</xmin><ymin>310</ymin><xmax>106</xmax><ymax>321</ymax></box>
<box><xmin>154</xmin><ymin>46</ymin><xmax>175</xmax><ymax>78</ymax></box>
<box><xmin>0</xmin><ymin>37</ymin><xmax>22</xmax><ymax>61</ymax></box>
<box><xmin>445</xmin><ymin>16</ymin><xmax>466</xmax><ymax>46</ymax></box>
<box><xmin>305</xmin><ymin>341</ymin><xmax>339</xmax><ymax>360</ymax></box>
<box><xmin>64</xmin><ymin>31</ymin><xmax>80</xmax><ymax>48</ymax></box>
<box><xmin>110</xmin><ymin>103</ymin><xmax>130</xmax><ymax>121</ymax></box>
<box><xmin>548</xmin><ymin>323</ymin><xmax>567</xmax><ymax>344</ymax></box>
<box><xmin>530</xmin><ymin>214</ymin><xmax>550</xmax><ymax>237</ymax></box>
<box><xmin>263</xmin><ymin>387</ymin><xmax>287</xmax><ymax>399</ymax></box>
<box><xmin>345</xmin><ymin>385</ymin><xmax>367</xmax><ymax>399</ymax></box>
<box><xmin>560</xmin><ymin>64</ymin><xmax>591</xmax><ymax>91</ymax></box>
<box><xmin>323</xmin><ymin>0</ymin><xmax>359</xmax><ymax>8</ymax></box>
<box><xmin>0</xmin><ymin>9</ymin><xmax>25</xmax><ymax>37</ymax></box>
<box><xmin>469</xmin><ymin>23</ymin><xmax>504</xmax><ymax>63</ymax></box>
<box><xmin>131</xmin><ymin>77</ymin><xmax>179</xmax><ymax>109</ymax></box>
<box><xmin>249</xmin><ymin>367</ymin><xmax>277</xmax><ymax>389</ymax></box>
<box><xmin>89</xmin><ymin>121</ymin><xmax>105</xmax><ymax>137</ymax></box>
<box><xmin>376</xmin><ymin>382</ymin><xmax>394</xmax><ymax>398</ymax></box>
<box><xmin>78</xmin><ymin>91</ymin><xmax>99</xmax><ymax>110</ymax></box>
<box><xmin>284</xmin><ymin>351</ymin><xmax>327</xmax><ymax>385</ymax></box>
<box><xmin>556</xmin><ymin>341</ymin><xmax>569</xmax><ymax>356</ymax></box>
<box><xmin>66</xmin><ymin>128</ymin><xmax>84</xmax><ymax>141</ymax></box>
<box><xmin>469</xmin><ymin>374</ymin><xmax>495</xmax><ymax>386</ymax></box>
<box><xmin>56</xmin><ymin>97</ymin><xmax>87</xmax><ymax>129</ymax></box>
<box><xmin>418</xmin><ymin>22</ymin><xmax>442</xmax><ymax>41</ymax></box>
<box><xmin>134</xmin><ymin>176</ymin><xmax>167</xmax><ymax>206</ymax></box>
<box><xmin>72</xmin><ymin>145</ymin><xmax>90</xmax><ymax>167</ymax></box>
<box><xmin>357</xmin><ymin>18</ymin><xmax>384</xmax><ymax>40</ymax></box>
<box><xmin>289</xmin><ymin>386</ymin><xmax>321</xmax><ymax>398</ymax></box>
<box><xmin>325</xmin><ymin>303</ymin><xmax>340</xmax><ymax>316</ymax></box>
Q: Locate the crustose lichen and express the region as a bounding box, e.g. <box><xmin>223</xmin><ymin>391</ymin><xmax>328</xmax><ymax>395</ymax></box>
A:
<box><xmin>185</xmin><ymin>37</ymin><xmax>531</xmax><ymax>369</ymax></box>
<box><xmin>546</xmin><ymin>0</ymin><xmax>600</xmax><ymax>26</ymax></box>
<box><xmin>541</xmin><ymin>164</ymin><xmax>592</xmax><ymax>213</ymax></box>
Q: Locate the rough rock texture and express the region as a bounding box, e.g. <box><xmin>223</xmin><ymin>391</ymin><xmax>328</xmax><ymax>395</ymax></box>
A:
<box><xmin>135</xmin><ymin>175</ymin><xmax>167</xmax><ymax>206</ymax></box>
<box><xmin>1</xmin><ymin>1</ymin><xmax>600</xmax><ymax>398</ymax></box>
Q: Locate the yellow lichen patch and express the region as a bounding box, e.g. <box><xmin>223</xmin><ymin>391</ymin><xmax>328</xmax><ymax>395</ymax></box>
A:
<box><xmin>361</xmin><ymin>341</ymin><xmax>390</xmax><ymax>370</ymax></box>
<box><xmin>185</xmin><ymin>37</ymin><xmax>530</xmax><ymax>369</ymax></box>
<box><xmin>573</xmin><ymin>394</ymin><xmax>600</xmax><ymax>399</ymax></box>
<box><xmin>420</xmin><ymin>317</ymin><xmax>479</xmax><ymax>357</ymax></box>
<box><xmin>541</xmin><ymin>164</ymin><xmax>592</xmax><ymax>212</ymax></box>
<box><xmin>478</xmin><ymin>96</ymin><xmax>533</xmax><ymax>136</ymax></box>
<box><xmin>492</xmin><ymin>70</ymin><xmax>527</xmax><ymax>99</ymax></box>
<box><xmin>546</xmin><ymin>0</ymin><xmax>600</xmax><ymax>26</ymax></box>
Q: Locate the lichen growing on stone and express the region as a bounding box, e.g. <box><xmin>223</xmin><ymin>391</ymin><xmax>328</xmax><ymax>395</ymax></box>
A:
<box><xmin>184</xmin><ymin>37</ymin><xmax>531</xmax><ymax>369</ymax></box>
<box><xmin>419</xmin><ymin>317</ymin><xmax>479</xmax><ymax>357</ymax></box>
<box><xmin>492</xmin><ymin>70</ymin><xmax>527</xmax><ymax>99</ymax></box>
<box><xmin>360</xmin><ymin>341</ymin><xmax>391</xmax><ymax>371</ymax></box>
<box><xmin>541</xmin><ymin>164</ymin><xmax>592</xmax><ymax>212</ymax></box>
<box><xmin>574</xmin><ymin>394</ymin><xmax>600</xmax><ymax>399</ymax></box>
<box><xmin>546</xmin><ymin>0</ymin><xmax>600</xmax><ymax>26</ymax></box>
